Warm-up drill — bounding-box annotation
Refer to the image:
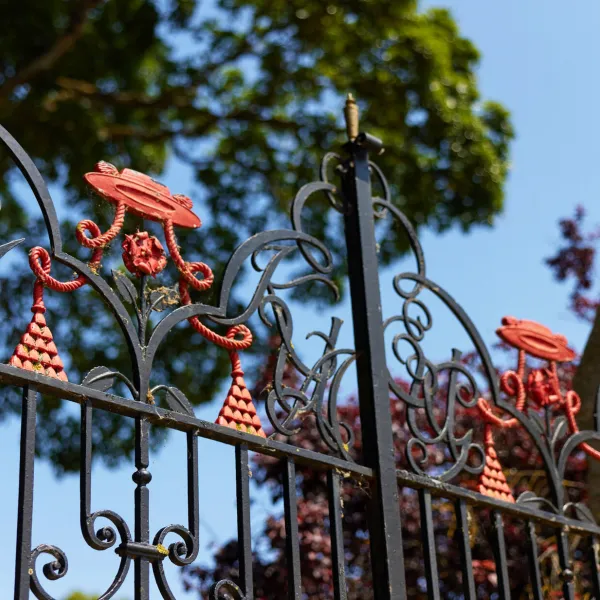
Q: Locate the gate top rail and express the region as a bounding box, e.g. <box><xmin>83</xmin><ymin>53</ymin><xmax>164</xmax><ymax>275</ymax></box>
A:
<box><xmin>1</xmin><ymin>97</ymin><xmax>600</xmax><ymax>599</ymax></box>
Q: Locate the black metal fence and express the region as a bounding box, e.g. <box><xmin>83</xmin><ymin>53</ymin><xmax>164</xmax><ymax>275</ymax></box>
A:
<box><xmin>2</xmin><ymin>98</ymin><xmax>600</xmax><ymax>600</ymax></box>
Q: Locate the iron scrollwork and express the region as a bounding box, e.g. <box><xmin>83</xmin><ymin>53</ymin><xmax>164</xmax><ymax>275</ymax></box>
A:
<box><xmin>320</xmin><ymin>147</ymin><xmax>495</xmax><ymax>482</ymax></box>
<box><xmin>0</xmin><ymin>120</ymin><xmax>357</xmax><ymax>596</ymax></box>
<box><xmin>6</xmin><ymin>92</ymin><xmax>600</xmax><ymax>599</ymax></box>
<box><xmin>29</xmin><ymin>544</ymin><xmax>69</xmax><ymax>600</ymax></box>
<box><xmin>210</xmin><ymin>580</ymin><xmax>247</xmax><ymax>600</ymax></box>
<box><xmin>333</xmin><ymin>145</ymin><xmax>600</xmax><ymax>513</ymax></box>
<box><xmin>80</xmin><ymin>400</ymin><xmax>132</xmax><ymax>599</ymax></box>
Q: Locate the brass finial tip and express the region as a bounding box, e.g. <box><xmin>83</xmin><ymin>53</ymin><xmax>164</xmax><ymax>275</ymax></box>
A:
<box><xmin>344</xmin><ymin>93</ymin><xmax>359</xmax><ymax>141</ymax></box>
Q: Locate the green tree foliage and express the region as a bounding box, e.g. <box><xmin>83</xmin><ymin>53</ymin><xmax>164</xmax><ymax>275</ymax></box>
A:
<box><xmin>0</xmin><ymin>0</ymin><xmax>513</xmax><ymax>471</ymax></box>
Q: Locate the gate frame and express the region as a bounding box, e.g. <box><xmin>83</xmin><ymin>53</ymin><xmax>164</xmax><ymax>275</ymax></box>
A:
<box><xmin>1</xmin><ymin>97</ymin><xmax>600</xmax><ymax>600</ymax></box>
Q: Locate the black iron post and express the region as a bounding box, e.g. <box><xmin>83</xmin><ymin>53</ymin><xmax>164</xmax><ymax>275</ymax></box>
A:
<box><xmin>134</xmin><ymin>278</ymin><xmax>151</xmax><ymax>600</ymax></box>
<box><xmin>14</xmin><ymin>386</ymin><xmax>37</xmax><ymax>599</ymax></box>
<box><xmin>340</xmin><ymin>98</ymin><xmax>406</xmax><ymax>600</ymax></box>
<box><xmin>133</xmin><ymin>416</ymin><xmax>151</xmax><ymax>599</ymax></box>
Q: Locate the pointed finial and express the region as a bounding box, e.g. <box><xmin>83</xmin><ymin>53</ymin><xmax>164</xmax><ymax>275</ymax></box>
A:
<box><xmin>344</xmin><ymin>93</ymin><xmax>359</xmax><ymax>141</ymax></box>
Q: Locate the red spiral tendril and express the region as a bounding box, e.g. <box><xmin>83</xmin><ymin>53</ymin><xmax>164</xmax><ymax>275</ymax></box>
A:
<box><xmin>29</xmin><ymin>245</ymin><xmax>102</xmax><ymax>293</ymax></box>
<box><xmin>179</xmin><ymin>272</ymin><xmax>252</xmax><ymax>351</ymax></box>
<box><xmin>76</xmin><ymin>201</ymin><xmax>126</xmax><ymax>249</ymax></box>
<box><xmin>164</xmin><ymin>219</ymin><xmax>214</xmax><ymax>292</ymax></box>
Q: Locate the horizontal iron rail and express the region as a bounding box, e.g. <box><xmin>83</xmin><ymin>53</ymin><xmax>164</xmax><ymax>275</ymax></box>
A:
<box><xmin>396</xmin><ymin>468</ymin><xmax>600</xmax><ymax>536</ymax></box>
<box><xmin>0</xmin><ymin>364</ymin><xmax>372</xmax><ymax>480</ymax></box>
<box><xmin>3</xmin><ymin>364</ymin><xmax>599</xmax><ymax>538</ymax></box>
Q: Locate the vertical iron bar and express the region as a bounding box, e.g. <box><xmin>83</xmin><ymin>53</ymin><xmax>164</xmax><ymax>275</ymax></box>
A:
<box><xmin>589</xmin><ymin>537</ymin><xmax>600</xmax><ymax>599</ymax></box>
<box><xmin>134</xmin><ymin>417</ymin><xmax>151</xmax><ymax>599</ymax></box>
<box><xmin>490</xmin><ymin>511</ymin><xmax>510</xmax><ymax>600</ymax></box>
<box><xmin>138</xmin><ymin>273</ymin><xmax>147</xmax><ymax>343</ymax></box>
<box><xmin>556</xmin><ymin>528</ymin><xmax>575</xmax><ymax>600</ymax></box>
<box><xmin>327</xmin><ymin>470</ymin><xmax>348</xmax><ymax>600</ymax></box>
<box><xmin>454</xmin><ymin>499</ymin><xmax>476</xmax><ymax>600</ymax></box>
<box><xmin>153</xmin><ymin>429</ymin><xmax>198</xmax><ymax>597</ymax></box>
<box><xmin>81</xmin><ymin>401</ymin><xmax>92</xmax><ymax>522</ymax></box>
<box><xmin>342</xmin><ymin>137</ymin><xmax>406</xmax><ymax>600</ymax></box>
<box><xmin>14</xmin><ymin>385</ymin><xmax>37</xmax><ymax>600</ymax></box>
<box><xmin>135</xmin><ymin>259</ymin><xmax>151</xmax><ymax>599</ymax></box>
<box><xmin>187</xmin><ymin>431</ymin><xmax>199</xmax><ymax>550</ymax></box>
<box><xmin>418</xmin><ymin>489</ymin><xmax>440</xmax><ymax>600</ymax></box>
<box><xmin>283</xmin><ymin>458</ymin><xmax>301</xmax><ymax>600</ymax></box>
<box><xmin>526</xmin><ymin>521</ymin><xmax>543</xmax><ymax>600</ymax></box>
<box><xmin>236</xmin><ymin>444</ymin><xmax>253</xmax><ymax>600</ymax></box>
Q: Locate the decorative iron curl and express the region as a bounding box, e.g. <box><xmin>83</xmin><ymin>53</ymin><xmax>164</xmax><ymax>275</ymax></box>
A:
<box><xmin>82</xmin><ymin>511</ymin><xmax>131</xmax><ymax>599</ymax></box>
<box><xmin>30</xmin><ymin>544</ymin><xmax>68</xmax><ymax>600</ymax></box>
<box><xmin>160</xmin><ymin>209</ymin><xmax>351</xmax><ymax>455</ymax></box>
<box><xmin>404</xmin><ymin>351</ymin><xmax>485</xmax><ymax>481</ymax></box>
<box><xmin>564</xmin><ymin>502</ymin><xmax>598</xmax><ymax>525</ymax></box>
<box><xmin>557</xmin><ymin>386</ymin><xmax>600</xmax><ymax>488</ymax></box>
<box><xmin>364</xmin><ymin>159</ymin><xmax>497</xmax><ymax>482</ymax></box>
<box><xmin>319</xmin><ymin>152</ymin><xmax>347</xmax><ymax>212</ymax></box>
<box><xmin>384</xmin><ymin>268</ymin><xmax>493</xmax><ymax>482</ymax></box>
<box><xmin>210</xmin><ymin>580</ymin><xmax>247</xmax><ymax>600</ymax></box>
<box><xmin>152</xmin><ymin>524</ymin><xmax>199</xmax><ymax>599</ymax></box>
<box><xmin>559</xmin><ymin>405</ymin><xmax>600</xmax><ymax>501</ymax></box>
<box><xmin>319</xmin><ymin>151</ymin><xmax>391</xmax><ymax>218</ymax></box>
<box><xmin>251</xmin><ymin>244</ymin><xmax>339</xmax><ymax>300</ymax></box>
<box><xmin>145</xmin><ymin>228</ymin><xmax>334</xmax><ymax>370</ymax></box>
<box><xmin>153</xmin><ymin>524</ymin><xmax>197</xmax><ymax>567</ymax></box>
<box><xmin>83</xmin><ymin>509</ymin><xmax>131</xmax><ymax>552</ymax></box>
<box><xmin>260</xmin><ymin>292</ymin><xmax>355</xmax><ymax>460</ymax></box>
<box><xmin>80</xmin><ymin>401</ymin><xmax>132</xmax><ymax>598</ymax></box>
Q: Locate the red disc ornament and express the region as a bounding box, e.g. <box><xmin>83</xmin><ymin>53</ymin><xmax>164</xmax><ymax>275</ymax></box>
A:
<box><xmin>84</xmin><ymin>162</ymin><xmax>201</xmax><ymax>229</ymax></box>
<box><xmin>495</xmin><ymin>316</ymin><xmax>576</xmax><ymax>363</ymax></box>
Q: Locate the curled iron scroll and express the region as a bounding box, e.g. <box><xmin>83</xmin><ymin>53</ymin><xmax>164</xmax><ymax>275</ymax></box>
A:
<box><xmin>210</xmin><ymin>579</ymin><xmax>247</xmax><ymax>600</ymax></box>
<box><xmin>357</xmin><ymin>160</ymin><xmax>497</xmax><ymax>482</ymax></box>
<box><xmin>29</xmin><ymin>544</ymin><xmax>68</xmax><ymax>600</ymax></box>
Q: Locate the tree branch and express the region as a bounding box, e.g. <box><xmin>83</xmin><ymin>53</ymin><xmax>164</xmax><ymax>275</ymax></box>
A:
<box><xmin>55</xmin><ymin>76</ymin><xmax>197</xmax><ymax>109</ymax></box>
<box><xmin>0</xmin><ymin>0</ymin><xmax>103</xmax><ymax>102</ymax></box>
<box><xmin>97</xmin><ymin>121</ymin><xmax>216</xmax><ymax>142</ymax></box>
<box><xmin>91</xmin><ymin>105</ymin><xmax>302</xmax><ymax>143</ymax></box>
<box><xmin>53</xmin><ymin>79</ymin><xmax>304</xmax><ymax>132</ymax></box>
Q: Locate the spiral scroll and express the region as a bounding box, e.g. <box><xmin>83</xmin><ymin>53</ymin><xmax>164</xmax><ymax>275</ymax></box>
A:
<box><xmin>210</xmin><ymin>580</ymin><xmax>247</xmax><ymax>600</ymax></box>
<box><xmin>29</xmin><ymin>544</ymin><xmax>68</xmax><ymax>600</ymax></box>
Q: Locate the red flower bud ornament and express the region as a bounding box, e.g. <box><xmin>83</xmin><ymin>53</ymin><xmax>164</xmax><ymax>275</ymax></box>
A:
<box><xmin>122</xmin><ymin>231</ymin><xmax>167</xmax><ymax>277</ymax></box>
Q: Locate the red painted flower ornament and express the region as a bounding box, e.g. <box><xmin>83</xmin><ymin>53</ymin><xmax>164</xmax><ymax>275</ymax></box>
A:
<box><xmin>476</xmin><ymin>316</ymin><xmax>600</xmax><ymax>504</ymax></box>
<box><xmin>122</xmin><ymin>232</ymin><xmax>167</xmax><ymax>277</ymax></box>
<box><xmin>9</xmin><ymin>159</ymin><xmax>264</xmax><ymax>436</ymax></box>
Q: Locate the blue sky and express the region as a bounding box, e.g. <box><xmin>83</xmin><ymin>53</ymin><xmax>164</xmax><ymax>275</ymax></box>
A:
<box><xmin>2</xmin><ymin>1</ymin><xmax>600</xmax><ymax>597</ymax></box>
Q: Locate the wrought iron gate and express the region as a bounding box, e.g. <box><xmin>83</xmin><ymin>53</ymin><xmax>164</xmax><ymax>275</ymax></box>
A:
<box><xmin>2</xmin><ymin>96</ymin><xmax>600</xmax><ymax>599</ymax></box>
